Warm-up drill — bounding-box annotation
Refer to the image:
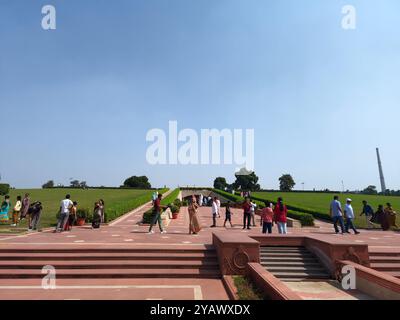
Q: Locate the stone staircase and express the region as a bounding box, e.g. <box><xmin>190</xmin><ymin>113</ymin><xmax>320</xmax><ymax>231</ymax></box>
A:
<box><xmin>260</xmin><ymin>246</ymin><xmax>331</xmax><ymax>282</ymax></box>
<box><xmin>369</xmin><ymin>249</ymin><xmax>400</xmax><ymax>279</ymax></box>
<box><xmin>0</xmin><ymin>246</ymin><xmax>221</xmax><ymax>279</ymax></box>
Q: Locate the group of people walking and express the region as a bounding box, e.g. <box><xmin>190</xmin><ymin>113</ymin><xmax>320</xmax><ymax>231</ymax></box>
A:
<box><xmin>147</xmin><ymin>193</ymin><xmax>203</xmax><ymax>235</ymax></box>
<box><xmin>209</xmin><ymin>196</ymin><xmax>289</xmax><ymax>234</ymax></box>
<box><xmin>2</xmin><ymin>191</ymin><xmax>398</xmax><ymax>238</ymax></box>
<box><xmin>0</xmin><ymin>194</ymin><xmax>43</xmax><ymax>231</ymax></box>
<box><xmin>259</xmin><ymin>198</ymin><xmax>288</xmax><ymax>234</ymax></box>
<box><xmin>242</xmin><ymin>197</ymin><xmax>288</xmax><ymax>234</ymax></box>
<box><xmin>54</xmin><ymin>194</ymin><xmax>105</xmax><ymax>233</ymax></box>
<box><xmin>0</xmin><ymin>193</ymin><xmax>106</xmax><ymax>232</ymax></box>
<box><xmin>330</xmin><ymin>196</ymin><xmax>398</xmax><ymax>234</ymax></box>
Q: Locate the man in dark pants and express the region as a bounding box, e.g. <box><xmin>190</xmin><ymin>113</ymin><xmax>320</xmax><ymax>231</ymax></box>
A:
<box><xmin>30</xmin><ymin>201</ymin><xmax>43</xmax><ymax>231</ymax></box>
<box><xmin>330</xmin><ymin>195</ymin><xmax>345</xmax><ymax>234</ymax></box>
<box><xmin>242</xmin><ymin>197</ymin><xmax>252</xmax><ymax>230</ymax></box>
<box><xmin>148</xmin><ymin>193</ymin><xmax>167</xmax><ymax>234</ymax></box>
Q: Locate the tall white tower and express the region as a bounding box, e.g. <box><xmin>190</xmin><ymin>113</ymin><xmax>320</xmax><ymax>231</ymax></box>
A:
<box><xmin>376</xmin><ymin>148</ymin><xmax>387</xmax><ymax>194</ymax></box>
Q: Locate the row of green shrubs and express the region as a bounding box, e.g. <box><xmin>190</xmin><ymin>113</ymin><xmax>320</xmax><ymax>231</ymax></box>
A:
<box><xmin>212</xmin><ymin>189</ymin><xmax>315</xmax><ymax>227</ymax></box>
<box><xmin>212</xmin><ymin>189</ymin><xmax>266</xmax><ymax>209</ymax></box>
<box><xmin>249</xmin><ymin>194</ymin><xmax>329</xmax><ymax>222</ymax></box>
<box><xmin>56</xmin><ymin>208</ymin><xmax>92</xmax><ymax>222</ymax></box>
<box><xmin>142</xmin><ymin>188</ymin><xmax>181</xmax><ymax>224</ymax></box>
<box><xmin>287</xmin><ymin>210</ymin><xmax>315</xmax><ymax>227</ymax></box>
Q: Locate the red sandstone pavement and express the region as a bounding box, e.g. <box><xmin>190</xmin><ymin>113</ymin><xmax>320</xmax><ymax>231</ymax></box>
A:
<box><xmin>0</xmin><ymin>204</ymin><xmax>399</xmax><ymax>300</ymax></box>
<box><xmin>0</xmin><ymin>278</ymin><xmax>226</xmax><ymax>300</ymax></box>
<box><xmin>1</xmin><ymin>206</ymin><xmax>399</xmax><ymax>249</ymax></box>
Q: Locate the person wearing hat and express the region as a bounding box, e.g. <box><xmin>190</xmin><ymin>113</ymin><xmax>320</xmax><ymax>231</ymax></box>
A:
<box><xmin>344</xmin><ymin>198</ymin><xmax>360</xmax><ymax>234</ymax></box>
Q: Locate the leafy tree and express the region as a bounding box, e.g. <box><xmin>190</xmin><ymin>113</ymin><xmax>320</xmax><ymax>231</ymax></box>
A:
<box><xmin>362</xmin><ymin>185</ymin><xmax>378</xmax><ymax>195</ymax></box>
<box><xmin>232</xmin><ymin>171</ymin><xmax>260</xmax><ymax>191</ymax></box>
<box><xmin>70</xmin><ymin>180</ymin><xmax>81</xmax><ymax>188</ymax></box>
<box><xmin>79</xmin><ymin>181</ymin><xmax>88</xmax><ymax>189</ymax></box>
<box><xmin>279</xmin><ymin>174</ymin><xmax>296</xmax><ymax>191</ymax></box>
<box><xmin>213</xmin><ymin>177</ymin><xmax>228</xmax><ymax>190</ymax></box>
<box><xmin>123</xmin><ymin>175</ymin><xmax>151</xmax><ymax>189</ymax></box>
<box><xmin>42</xmin><ymin>180</ymin><xmax>54</xmax><ymax>189</ymax></box>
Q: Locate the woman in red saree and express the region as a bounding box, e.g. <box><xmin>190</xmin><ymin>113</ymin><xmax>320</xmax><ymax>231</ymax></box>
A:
<box><xmin>188</xmin><ymin>196</ymin><xmax>201</xmax><ymax>235</ymax></box>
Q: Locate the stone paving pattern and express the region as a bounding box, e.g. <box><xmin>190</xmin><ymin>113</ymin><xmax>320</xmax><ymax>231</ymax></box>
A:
<box><xmin>0</xmin><ymin>204</ymin><xmax>399</xmax><ymax>300</ymax></box>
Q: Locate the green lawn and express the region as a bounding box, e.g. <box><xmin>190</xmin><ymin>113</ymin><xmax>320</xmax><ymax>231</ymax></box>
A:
<box><xmin>0</xmin><ymin>188</ymin><xmax>159</xmax><ymax>231</ymax></box>
<box><xmin>253</xmin><ymin>192</ymin><xmax>400</xmax><ymax>228</ymax></box>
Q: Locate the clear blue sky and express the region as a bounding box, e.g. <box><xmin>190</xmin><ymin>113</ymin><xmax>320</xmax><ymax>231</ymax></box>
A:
<box><xmin>0</xmin><ymin>0</ymin><xmax>399</xmax><ymax>191</ymax></box>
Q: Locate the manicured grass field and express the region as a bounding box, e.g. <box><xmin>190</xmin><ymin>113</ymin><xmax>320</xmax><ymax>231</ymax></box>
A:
<box><xmin>0</xmin><ymin>188</ymin><xmax>157</xmax><ymax>231</ymax></box>
<box><xmin>253</xmin><ymin>192</ymin><xmax>400</xmax><ymax>228</ymax></box>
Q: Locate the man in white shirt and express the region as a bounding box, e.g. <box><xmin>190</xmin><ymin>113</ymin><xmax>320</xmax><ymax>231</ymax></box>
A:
<box><xmin>55</xmin><ymin>194</ymin><xmax>73</xmax><ymax>233</ymax></box>
<box><xmin>199</xmin><ymin>194</ymin><xmax>203</xmax><ymax>207</ymax></box>
<box><xmin>250</xmin><ymin>201</ymin><xmax>257</xmax><ymax>226</ymax></box>
<box><xmin>215</xmin><ymin>197</ymin><xmax>221</xmax><ymax>218</ymax></box>
<box><xmin>151</xmin><ymin>190</ymin><xmax>158</xmax><ymax>205</ymax></box>
<box><xmin>344</xmin><ymin>198</ymin><xmax>360</xmax><ymax>234</ymax></box>
<box><xmin>211</xmin><ymin>198</ymin><xmax>218</xmax><ymax>228</ymax></box>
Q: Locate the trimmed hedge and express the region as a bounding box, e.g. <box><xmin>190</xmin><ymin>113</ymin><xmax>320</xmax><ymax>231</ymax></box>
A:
<box><xmin>212</xmin><ymin>189</ymin><xmax>243</xmax><ymax>202</ymax></box>
<box><xmin>230</xmin><ymin>192</ymin><xmax>315</xmax><ymax>227</ymax></box>
<box><xmin>142</xmin><ymin>188</ymin><xmax>180</xmax><ymax>224</ymax></box>
<box><xmin>104</xmin><ymin>188</ymin><xmax>169</xmax><ymax>222</ymax></box>
<box><xmin>249</xmin><ymin>194</ymin><xmax>331</xmax><ymax>222</ymax></box>
<box><xmin>287</xmin><ymin>210</ymin><xmax>315</xmax><ymax>227</ymax></box>
<box><xmin>0</xmin><ymin>184</ymin><xmax>10</xmax><ymax>196</ymax></box>
<box><xmin>212</xmin><ymin>189</ymin><xmax>265</xmax><ymax>209</ymax></box>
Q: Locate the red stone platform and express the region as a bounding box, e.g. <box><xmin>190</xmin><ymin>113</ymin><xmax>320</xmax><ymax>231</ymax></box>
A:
<box><xmin>0</xmin><ymin>205</ymin><xmax>399</xmax><ymax>300</ymax></box>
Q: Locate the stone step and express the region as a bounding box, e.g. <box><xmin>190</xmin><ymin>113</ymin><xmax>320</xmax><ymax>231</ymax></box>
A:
<box><xmin>260</xmin><ymin>247</ymin><xmax>308</xmax><ymax>252</ymax></box>
<box><xmin>260</xmin><ymin>252</ymin><xmax>314</xmax><ymax>257</ymax></box>
<box><xmin>261</xmin><ymin>261</ymin><xmax>322</xmax><ymax>267</ymax></box>
<box><xmin>273</xmin><ymin>272</ymin><xmax>331</xmax><ymax>279</ymax></box>
<box><xmin>0</xmin><ymin>252</ymin><xmax>217</xmax><ymax>261</ymax></box>
<box><xmin>369</xmin><ymin>256</ymin><xmax>400</xmax><ymax>263</ymax></box>
<box><xmin>369</xmin><ymin>251</ymin><xmax>400</xmax><ymax>257</ymax></box>
<box><xmin>0</xmin><ymin>268</ymin><xmax>222</xmax><ymax>279</ymax></box>
<box><xmin>0</xmin><ymin>260</ymin><xmax>220</xmax><ymax>270</ymax></box>
<box><xmin>279</xmin><ymin>278</ymin><xmax>308</xmax><ymax>282</ymax></box>
<box><xmin>0</xmin><ymin>248</ymin><xmax>216</xmax><ymax>254</ymax></box>
<box><xmin>370</xmin><ymin>263</ymin><xmax>400</xmax><ymax>271</ymax></box>
<box><xmin>264</xmin><ymin>266</ymin><xmax>328</xmax><ymax>272</ymax></box>
<box><xmin>261</xmin><ymin>257</ymin><xmax>318</xmax><ymax>262</ymax></box>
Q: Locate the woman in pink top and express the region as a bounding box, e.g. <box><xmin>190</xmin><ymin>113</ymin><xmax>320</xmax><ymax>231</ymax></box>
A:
<box><xmin>260</xmin><ymin>201</ymin><xmax>274</xmax><ymax>234</ymax></box>
<box><xmin>273</xmin><ymin>197</ymin><xmax>288</xmax><ymax>234</ymax></box>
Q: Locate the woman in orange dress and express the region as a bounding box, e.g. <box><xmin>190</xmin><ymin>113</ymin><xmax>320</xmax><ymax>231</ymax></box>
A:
<box><xmin>188</xmin><ymin>196</ymin><xmax>201</xmax><ymax>235</ymax></box>
<box><xmin>385</xmin><ymin>203</ymin><xmax>398</xmax><ymax>229</ymax></box>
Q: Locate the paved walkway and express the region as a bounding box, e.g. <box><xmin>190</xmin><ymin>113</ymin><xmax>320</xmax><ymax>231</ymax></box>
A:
<box><xmin>0</xmin><ymin>206</ymin><xmax>400</xmax><ymax>250</ymax></box>
<box><xmin>0</xmin><ymin>278</ymin><xmax>226</xmax><ymax>300</ymax></box>
<box><xmin>285</xmin><ymin>281</ymin><xmax>374</xmax><ymax>300</ymax></box>
<box><xmin>0</xmin><ymin>204</ymin><xmax>399</xmax><ymax>300</ymax></box>
<box><xmin>1</xmin><ymin>205</ymin><xmax>399</xmax><ymax>251</ymax></box>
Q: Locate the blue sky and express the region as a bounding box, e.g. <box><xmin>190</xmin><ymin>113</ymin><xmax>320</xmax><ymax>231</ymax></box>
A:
<box><xmin>0</xmin><ymin>0</ymin><xmax>399</xmax><ymax>190</ymax></box>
